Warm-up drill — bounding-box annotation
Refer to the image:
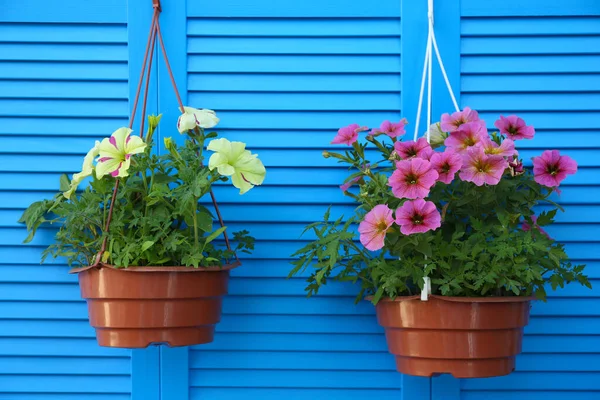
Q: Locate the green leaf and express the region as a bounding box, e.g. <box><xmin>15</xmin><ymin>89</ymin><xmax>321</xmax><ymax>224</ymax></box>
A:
<box><xmin>204</xmin><ymin>226</ymin><xmax>227</xmax><ymax>246</ymax></box>
<box><xmin>59</xmin><ymin>174</ymin><xmax>70</xmax><ymax>192</ymax></box>
<box><xmin>141</xmin><ymin>241</ymin><xmax>155</xmax><ymax>252</ymax></box>
<box><xmin>196</xmin><ymin>211</ymin><xmax>213</xmax><ymax>232</ymax></box>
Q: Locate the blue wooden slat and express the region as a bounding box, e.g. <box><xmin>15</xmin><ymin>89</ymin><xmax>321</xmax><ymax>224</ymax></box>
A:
<box><xmin>0</xmin><ymin>23</ymin><xmax>127</xmax><ymax>43</ymax></box>
<box><xmin>0</xmin><ymin>396</ymin><xmax>130</xmax><ymax>400</ymax></box>
<box><xmin>0</xmin><ymin>99</ymin><xmax>128</xmax><ymax>117</ymax></box>
<box><xmin>461</xmin><ymin>372</ymin><xmax>600</xmax><ymax>390</ymax></box>
<box><xmin>461</xmin><ymin>17</ymin><xmax>600</xmax><ymax>36</ymax></box>
<box><xmin>463</xmin><ymin>93</ymin><xmax>600</xmax><ymax>111</ymax></box>
<box><xmin>462</xmin><ymin>55</ymin><xmax>600</xmax><ymax>74</ymax></box>
<box><xmin>0</xmin><ymin>0</ymin><xmax>127</xmax><ymax>23</ymax></box>
<box><xmin>189</xmin><ymin>370</ymin><xmax>402</xmax><ymax>389</ymax></box>
<box><xmin>187</xmin><ymin>92</ymin><xmax>401</xmax><ymax>111</ymax></box>
<box><xmin>189</xmin><ymin>73</ymin><xmax>402</xmax><ymax>92</ymax></box>
<box><xmin>188</xmin><ymin>55</ymin><xmax>401</xmax><ymax>73</ymax></box>
<box><xmin>0</xmin><ymin>338</ymin><xmax>128</xmax><ymax>356</ymax></box>
<box><xmin>463</xmin><ymin>392</ymin><xmax>600</xmax><ymax>400</ymax></box>
<box><xmin>0</xmin><ymin>62</ymin><xmax>128</xmax><ymax>80</ymax></box>
<box><xmin>187</xmin><ymin>18</ymin><xmax>402</xmax><ymax>37</ymax></box>
<box><xmin>0</xmin><ymin>356</ymin><xmax>129</xmax><ymax>374</ymax></box>
<box><xmin>462</xmin><ymin>74</ymin><xmax>600</xmax><ymax>92</ymax></box>
<box><xmin>462</xmin><ymin>36</ymin><xmax>600</xmax><ymax>55</ymax></box>
<box><xmin>0</xmin><ymin>80</ymin><xmax>128</xmax><ymax>99</ymax></box>
<box><xmin>191</xmin><ymin>388</ymin><xmax>402</xmax><ymax>400</ymax></box>
<box><xmin>0</xmin><ymin>43</ymin><xmax>127</xmax><ymax>61</ymax></box>
<box><xmin>189</xmin><ymin>350</ymin><xmax>395</xmax><ymax>371</ymax></box>
<box><xmin>188</xmin><ymin>37</ymin><xmax>401</xmax><ymax>55</ymax></box>
<box><xmin>461</xmin><ymin>0</ymin><xmax>600</xmax><ymax>16</ymax></box>
<box><xmin>187</xmin><ymin>0</ymin><xmax>401</xmax><ymax>18</ymax></box>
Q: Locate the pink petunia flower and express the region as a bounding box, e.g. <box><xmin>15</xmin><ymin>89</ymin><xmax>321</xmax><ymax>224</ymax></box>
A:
<box><xmin>494</xmin><ymin>115</ymin><xmax>535</xmax><ymax>140</ymax></box>
<box><xmin>331</xmin><ymin>123</ymin><xmax>368</xmax><ymax>145</ymax></box>
<box><xmin>444</xmin><ymin>121</ymin><xmax>487</xmax><ymax>154</ymax></box>
<box><xmin>430</xmin><ymin>150</ymin><xmax>463</xmax><ymax>184</ymax></box>
<box><xmin>395</xmin><ymin>199</ymin><xmax>442</xmax><ymax>235</ymax></box>
<box><xmin>358</xmin><ymin>204</ymin><xmax>395</xmax><ymax>251</ymax></box>
<box><xmin>532</xmin><ymin>150</ymin><xmax>577</xmax><ymax>187</ymax></box>
<box><xmin>440</xmin><ymin>107</ymin><xmax>484</xmax><ymax>132</ymax></box>
<box><xmin>340</xmin><ymin>176</ymin><xmax>361</xmax><ymax>192</ymax></box>
<box><xmin>389</xmin><ymin>158</ymin><xmax>439</xmax><ymax>199</ymax></box>
<box><xmin>370</xmin><ymin>119</ymin><xmax>407</xmax><ymax>139</ymax></box>
<box><xmin>522</xmin><ymin>216</ymin><xmax>551</xmax><ymax>239</ymax></box>
<box><xmin>459</xmin><ymin>146</ymin><xmax>508</xmax><ymax>186</ymax></box>
<box><xmin>393</xmin><ymin>137</ymin><xmax>434</xmax><ymax>160</ymax></box>
<box><xmin>479</xmin><ymin>137</ymin><xmax>517</xmax><ymax>158</ymax></box>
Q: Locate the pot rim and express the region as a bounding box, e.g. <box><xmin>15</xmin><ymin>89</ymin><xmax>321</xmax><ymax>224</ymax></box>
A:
<box><xmin>366</xmin><ymin>294</ymin><xmax>536</xmax><ymax>303</ymax></box>
<box><xmin>69</xmin><ymin>261</ymin><xmax>241</xmax><ymax>274</ymax></box>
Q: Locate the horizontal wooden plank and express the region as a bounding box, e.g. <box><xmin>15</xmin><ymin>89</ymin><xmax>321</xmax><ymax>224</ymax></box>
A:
<box><xmin>0</xmin><ymin>375</ymin><xmax>130</xmax><ymax>393</ymax></box>
<box><xmin>188</xmin><ymin>73</ymin><xmax>402</xmax><ymax>92</ymax></box>
<box><xmin>0</xmin><ymin>337</ymin><xmax>129</xmax><ymax>357</ymax></box>
<box><xmin>187</xmin><ymin>18</ymin><xmax>401</xmax><ymax>37</ymax></box>
<box><xmin>187</xmin><ymin>0</ymin><xmax>400</xmax><ymax>17</ymax></box>
<box><xmin>463</xmin><ymin>392</ymin><xmax>600</xmax><ymax>400</ymax></box>
<box><xmin>0</xmin><ymin>44</ymin><xmax>126</xmax><ymax>62</ymax></box>
<box><xmin>190</xmin><ymin>350</ymin><xmax>395</xmax><ymax>371</ymax></box>
<box><xmin>0</xmin><ymin>23</ymin><xmax>126</xmax><ymax>43</ymax></box>
<box><xmin>189</xmin><ymin>369</ymin><xmax>402</xmax><ymax>389</ymax></box>
<box><xmin>188</xmin><ymin>55</ymin><xmax>401</xmax><ymax>73</ymax></box>
<box><xmin>188</xmin><ymin>37</ymin><xmax>401</xmax><ymax>55</ymax></box>
<box><xmin>462</xmin><ymin>74</ymin><xmax>600</xmax><ymax>92</ymax></box>
<box><xmin>461</xmin><ymin>0</ymin><xmax>600</xmax><ymax>16</ymax></box>
<box><xmin>0</xmin><ymin>117</ymin><xmax>128</xmax><ymax>135</ymax></box>
<box><xmin>461</xmin><ymin>372</ymin><xmax>600</xmax><ymax>390</ymax></box>
<box><xmin>0</xmin><ymin>395</ymin><xmax>129</xmax><ymax>400</ymax></box>
<box><xmin>462</xmin><ymin>93</ymin><xmax>600</xmax><ymax>111</ymax></box>
<box><xmin>461</xmin><ymin>17</ymin><xmax>600</xmax><ymax>36</ymax></box>
<box><xmin>0</xmin><ymin>0</ymin><xmax>127</xmax><ymax>23</ymax></box>
<box><xmin>476</xmin><ymin>111</ymin><xmax>600</xmax><ymax>130</ymax></box>
<box><xmin>462</xmin><ymin>55</ymin><xmax>600</xmax><ymax>74</ymax></box>
<box><xmin>462</xmin><ymin>36</ymin><xmax>600</xmax><ymax>55</ymax></box>
<box><xmin>0</xmin><ymin>61</ymin><xmax>128</xmax><ymax>80</ymax></box>
<box><xmin>0</xmin><ymin>80</ymin><xmax>128</xmax><ymax>99</ymax></box>
<box><xmin>0</xmin><ymin>99</ymin><xmax>127</xmax><ymax>118</ymax></box>
<box><xmin>187</xmin><ymin>92</ymin><xmax>401</xmax><ymax>111</ymax></box>
<box><xmin>0</xmin><ymin>356</ymin><xmax>129</xmax><ymax>375</ymax></box>
<box><xmin>191</xmin><ymin>388</ymin><xmax>401</xmax><ymax>400</ymax></box>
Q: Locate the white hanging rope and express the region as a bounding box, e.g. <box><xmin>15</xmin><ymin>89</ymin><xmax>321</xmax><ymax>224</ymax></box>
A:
<box><xmin>412</xmin><ymin>0</ymin><xmax>460</xmax><ymax>144</ymax></box>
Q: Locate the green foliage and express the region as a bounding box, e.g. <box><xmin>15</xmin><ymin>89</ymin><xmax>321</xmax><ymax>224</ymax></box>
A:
<box><xmin>20</xmin><ymin>119</ymin><xmax>254</xmax><ymax>268</ymax></box>
<box><xmin>290</xmin><ymin>135</ymin><xmax>590</xmax><ymax>303</ymax></box>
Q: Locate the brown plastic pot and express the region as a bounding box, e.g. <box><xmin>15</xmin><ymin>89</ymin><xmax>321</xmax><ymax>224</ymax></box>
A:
<box><xmin>374</xmin><ymin>295</ymin><xmax>533</xmax><ymax>378</ymax></box>
<box><xmin>70</xmin><ymin>263</ymin><xmax>239</xmax><ymax>348</ymax></box>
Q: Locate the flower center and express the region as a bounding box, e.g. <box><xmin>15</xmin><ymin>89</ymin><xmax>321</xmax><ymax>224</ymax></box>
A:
<box><xmin>475</xmin><ymin>160</ymin><xmax>490</xmax><ymax>173</ymax></box>
<box><xmin>405</xmin><ymin>173</ymin><xmax>419</xmax><ymax>185</ymax></box>
<box><xmin>441</xmin><ymin>163</ymin><xmax>451</xmax><ymax>173</ymax></box>
<box><xmin>454</xmin><ymin>118</ymin><xmax>465</xmax><ymax>128</ymax></box>
<box><xmin>406</xmin><ymin>147</ymin><xmax>418</xmax><ymax>157</ymax></box>
<box><xmin>411</xmin><ymin>214</ymin><xmax>424</xmax><ymax>225</ymax></box>
<box><xmin>547</xmin><ymin>164</ymin><xmax>559</xmax><ymax>176</ymax></box>
<box><xmin>376</xmin><ymin>220</ymin><xmax>389</xmax><ymax>231</ymax></box>
<box><xmin>464</xmin><ymin>136</ymin><xmax>476</xmax><ymax>146</ymax></box>
<box><xmin>507</xmin><ymin>126</ymin><xmax>518</xmax><ymax>135</ymax></box>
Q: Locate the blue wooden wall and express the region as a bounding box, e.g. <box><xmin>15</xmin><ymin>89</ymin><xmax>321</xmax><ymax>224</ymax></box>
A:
<box><xmin>1</xmin><ymin>0</ymin><xmax>599</xmax><ymax>399</ymax></box>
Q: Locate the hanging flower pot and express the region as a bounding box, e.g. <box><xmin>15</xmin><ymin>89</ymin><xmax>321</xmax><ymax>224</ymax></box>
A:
<box><xmin>73</xmin><ymin>264</ymin><xmax>237</xmax><ymax>348</ymax></box>
<box><xmin>19</xmin><ymin>3</ymin><xmax>266</xmax><ymax>348</ymax></box>
<box><xmin>289</xmin><ymin>107</ymin><xmax>590</xmax><ymax>378</ymax></box>
<box><xmin>375</xmin><ymin>295</ymin><xmax>532</xmax><ymax>378</ymax></box>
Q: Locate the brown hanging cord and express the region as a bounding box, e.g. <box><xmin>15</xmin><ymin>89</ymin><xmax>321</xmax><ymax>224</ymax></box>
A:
<box><xmin>92</xmin><ymin>0</ymin><xmax>237</xmax><ymax>267</ymax></box>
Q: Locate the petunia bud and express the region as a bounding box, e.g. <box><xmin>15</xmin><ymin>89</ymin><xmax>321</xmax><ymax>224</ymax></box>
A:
<box><xmin>322</xmin><ymin>151</ymin><xmax>331</xmax><ymax>158</ymax></box>
<box><xmin>164</xmin><ymin>137</ymin><xmax>176</xmax><ymax>152</ymax></box>
<box><xmin>146</xmin><ymin>114</ymin><xmax>162</xmax><ymax>142</ymax></box>
<box><xmin>509</xmin><ymin>157</ymin><xmax>524</xmax><ymax>177</ymax></box>
<box><xmin>425</xmin><ymin>122</ymin><xmax>448</xmax><ymax>148</ymax></box>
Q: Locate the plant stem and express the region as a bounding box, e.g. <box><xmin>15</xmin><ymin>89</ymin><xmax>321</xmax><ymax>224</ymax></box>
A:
<box><xmin>192</xmin><ymin>199</ymin><xmax>199</xmax><ymax>249</ymax></box>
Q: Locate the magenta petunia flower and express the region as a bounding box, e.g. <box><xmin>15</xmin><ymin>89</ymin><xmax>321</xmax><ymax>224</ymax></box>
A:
<box><xmin>459</xmin><ymin>146</ymin><xmax>508</xmax><ymax>186</ymax></box>
<box><xmin>522</xmin><ymin>216</ymin><xmax>551</xmax><ymax>239</ymax></box>
<box><xmin>440</xmin><ymin>107</ymin><xmax>484</xmax><ymax>132</ymax></box>
<box><xmin>532</xmin><ymin>150</ymin><xmax>577</xmax><ymax>187</ymax></box>
<box><xmin>494</xmin><ymin>115</ymin><xmax>535</xmax><ymax>140</ymax></box>
<box><xmin>358</xmin><ymin>204</ymin><xmax>395</xmax><ymax>251</ymax></box>
<box><xmin>370</xmin><ymin>119</ymin><xmax>407</xmax><ymax>139</ymax></box>
<box><xmin>393</xmin><ymin>137</ymin><xmax>434</xmax><ymax>160</ymax></box>
<box><xmin>395</xmin><ymin>199</ymin><xmax>442</xmax><ymax>235</ymax></box>
<box><xmin>444</xmin><ymin>121</ymin><xmax>487</xmax><ymax>154</ymax></box>
<box><xmin>389</xmin><ymin>158</ymin><xmax>439</xmax><ymax>199</ymax></box>
<box><xmin>430</xmin><ymin>150</ymin><xmax>463</xmax><ymax>184</ymax></box>
<box><xmin>340</xmin><ymin>176</ymin><xmax>361</xmax><ymax>192</ymax></box>
<box><xmin>479</xmin><ymin>137</ymin><xmax>517</xmax><ymax>158</ymax></box>
<box><xmin>331</xmin><ymin>123</ymin><xmax>368</xmax><ymax>145</ymax></box>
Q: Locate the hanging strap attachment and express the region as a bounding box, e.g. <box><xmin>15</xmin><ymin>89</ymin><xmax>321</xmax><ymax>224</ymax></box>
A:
<box><xmin>92</xmin><ymin>0</ymin><xmax>237</xmax><ymax>267</ymax></box>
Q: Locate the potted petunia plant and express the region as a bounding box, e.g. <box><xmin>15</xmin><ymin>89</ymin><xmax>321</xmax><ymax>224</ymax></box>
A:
<box><xmin>289</xmin><ymin>107</ymin><xmax>589</xmax><ymax>378</ymax></box>
<box><xmin>20</xmin><ymin>107</ymin><xmax>266</xmax><ymax>348</ymax></box>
